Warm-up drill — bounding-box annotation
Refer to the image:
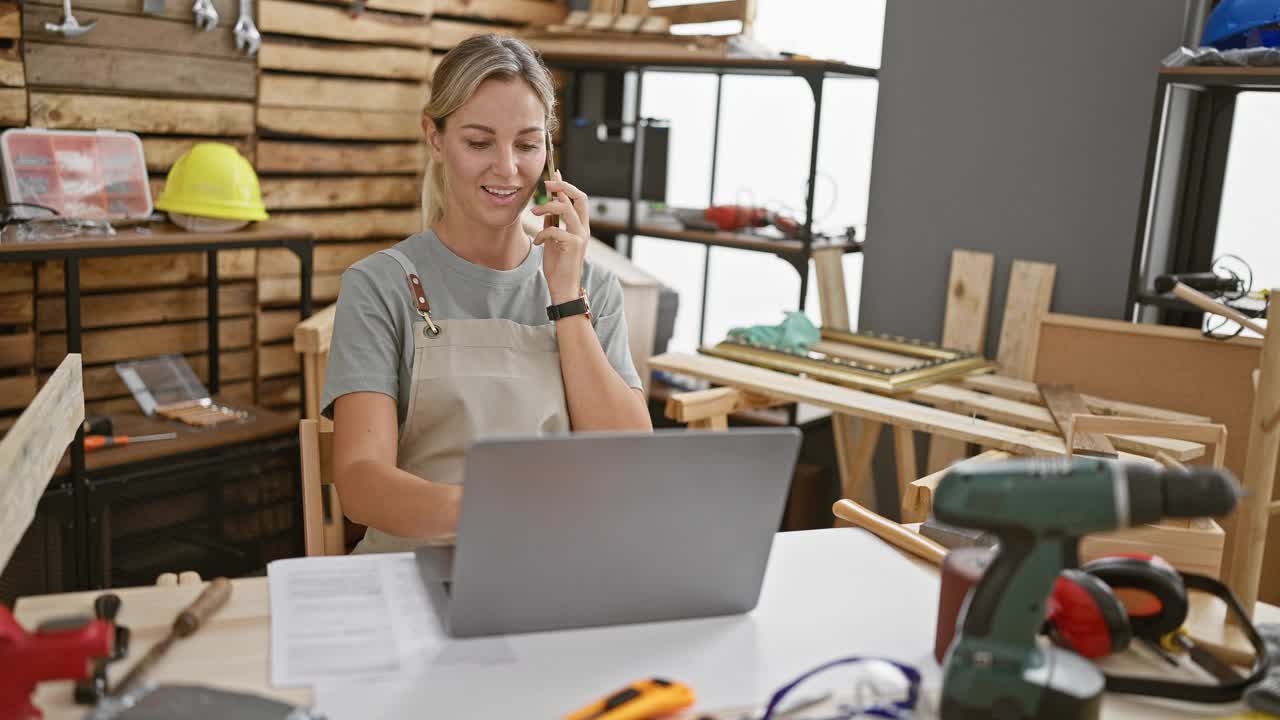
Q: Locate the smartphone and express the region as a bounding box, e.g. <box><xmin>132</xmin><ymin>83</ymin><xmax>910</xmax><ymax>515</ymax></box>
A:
<box><xmin>540</xmin><ymin>130</ymin><xmax>560</xmax><ymax>229</ymax></box>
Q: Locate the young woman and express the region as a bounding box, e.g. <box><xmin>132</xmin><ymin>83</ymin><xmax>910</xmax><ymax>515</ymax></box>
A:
<box><xmin>322</xmin><ymin>34</ymin><xmax>653</xmax><ymax>554</ymax></box>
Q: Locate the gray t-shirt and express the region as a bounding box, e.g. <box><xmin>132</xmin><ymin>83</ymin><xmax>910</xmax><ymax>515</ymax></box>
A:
<box><xmin>321</xmin><ymin>230</ymin><xmax>642</xmax><ymax>425</ymax></box>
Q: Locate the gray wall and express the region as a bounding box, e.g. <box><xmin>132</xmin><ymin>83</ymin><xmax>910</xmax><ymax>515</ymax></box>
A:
<box><xmin>859</xmin><ymin>1</ymin><xmax>1188</xmax><ymax>351</ymax></box>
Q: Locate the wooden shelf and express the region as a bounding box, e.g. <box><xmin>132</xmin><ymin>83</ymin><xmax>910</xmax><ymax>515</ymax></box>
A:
<box><xmin>535</xmin><ymin>49</ymin><xmax>878</xmax><ymax>80</ymax></box>
<box><xmin>1159</xmin><ymin>65</ymin><xmax>1280</xmax><ymax>89</ymax></box>
<box><xmin>592</xmin><ymin>220</ymin><xmax>861</xmax><ymax>257</ymax></box>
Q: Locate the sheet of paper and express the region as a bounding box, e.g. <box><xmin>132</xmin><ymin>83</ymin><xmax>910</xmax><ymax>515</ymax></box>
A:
<box><xmin>267</xmin><ymin>552</ymin><xmax>443</xmax><ymax>687</ymax></box>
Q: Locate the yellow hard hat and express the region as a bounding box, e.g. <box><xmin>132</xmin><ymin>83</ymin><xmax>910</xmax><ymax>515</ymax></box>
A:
<box><xmin>155</xmin><ymin>142</ymin><xmax>268</xmax><ymax>222</ymax></box>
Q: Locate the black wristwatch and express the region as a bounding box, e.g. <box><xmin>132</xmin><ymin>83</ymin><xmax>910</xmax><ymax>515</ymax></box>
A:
<box><xmin>547</xmin><ymin>289</ymin><xmax>592</xmax><ymax>322</ymax></box>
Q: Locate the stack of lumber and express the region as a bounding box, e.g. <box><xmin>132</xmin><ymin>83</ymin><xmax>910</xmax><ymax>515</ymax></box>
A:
<box><xmin>15</xmin><ymin>0</ymin><xmax>258</xmax><ymax>419</ymax></box>
<box><xmin>255</xmin><ymin>0</ymin><xmax>567</xmax><ymax>413</ymax></box>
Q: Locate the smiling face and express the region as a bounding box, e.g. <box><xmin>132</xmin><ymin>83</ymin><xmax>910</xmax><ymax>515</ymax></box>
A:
<box><xmin>426</xmin><ymin>77</ymin><xmax>549</xmax><ymax>230</ymax></box>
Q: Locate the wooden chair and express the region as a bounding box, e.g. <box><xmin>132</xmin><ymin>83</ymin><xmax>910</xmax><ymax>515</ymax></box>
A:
<box><xmin>299</xmin><ymin>418</ymin><xmax>345</xmax><ymax>556</ymax></box>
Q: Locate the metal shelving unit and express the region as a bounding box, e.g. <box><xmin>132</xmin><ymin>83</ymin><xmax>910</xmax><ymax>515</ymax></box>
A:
<box><xmin>540</xmin><ymin>51</ymin><xmax>876</xmax><ymax>342</ymax></box>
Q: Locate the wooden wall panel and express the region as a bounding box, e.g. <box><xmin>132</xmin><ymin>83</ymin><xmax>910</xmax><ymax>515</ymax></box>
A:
<box><xmin>259</xmin><ymin>40</ymin><xmax>434</xmax><ymax>80</ymax></box>
<box><xmin>258</xmin><ymin>241</ymin><xmax>393</xmax><ymax>275</ymax></box>
<box><xmin>0</xmin><ymin>87</ymin><xmax>24</xmax><ymax>125</ymax></box>
<box><xmin>36</xmin><ymin>284</ymin><xmax>255</xmax><ymax>331</ymax></box>
<box><xmin>38</xmin><ymin>317</ymin><xmax>253</xmax><ymax>367</ymax></box>
<box><xmin>261</xmin><ymin>177</ymin><xmax>418</xmax><ymax>210</ymax></box>
<box><xmin>270</xmin><ymin>209</ymin><xmax>419</xmax><ymax>240</ymax></box>
<box><xmin>24</xmin><ymin>43</ymin><xmax>256</xmax><ymax>99</ymax></box>
<box><xmin>259</xmin><ymin>1</ymin><xmax>432</xmax><ymax>46</ymax></box>
<box><xmin>142</xmin><ymin>136</ymin><xmax>255</xmax><ymax>172</ymax></box>
<box><xmin>0</xmin><ymin>44</ymin><xmax>23</xmax><ymax>87</ymax></box>
<box><xmin>24</xmin><ymin>0</ymin><xmax>236</xmax><ymax>23</ymax></box>
<box><xmin>36</xmin><ymin>251</ymin><xmax>257</xmax><ymax>292</ymax></box>
<box><xmin>30</xmin><ymin>93</ymin><xmax>254</xmax><ymax>135</ymax></box>
<box><xmin>259</xmin><ymin>74</ymin><xmax>427</xmax><ymax>111</ymax></box>
<box><xmin>433</xmin><ymin>0</ymin><xmax>566</xmax><ymax>25</ymax></box>
<box><xmin>257</xmin><ymin>141</ymin><xmax>424</xmax><ymax>174</ymax></box>
<box><xmin>0</xmin><ymin>332</ymin><xmax>33</xmax><ymax>369</ymax></box>
<box><xmin>258</xmin><ymin>106</ymin><xmax>420</xmax><ymax>140</ymax></box>
<box><xmin>23</xmin><ymin>6</ymin><xmax>247</xmax><ymax>59</ymax></box>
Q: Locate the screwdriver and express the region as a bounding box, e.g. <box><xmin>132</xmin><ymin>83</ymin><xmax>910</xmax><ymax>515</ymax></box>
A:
<box><xmin>84</xmin><ymin>432</ymin><xmax>177</xmax><ymax>452</ymax></box>
<box><xmin>113</xmin><ymin>577</ymin><xmax>232</xmax><ymax>696</ymax></box>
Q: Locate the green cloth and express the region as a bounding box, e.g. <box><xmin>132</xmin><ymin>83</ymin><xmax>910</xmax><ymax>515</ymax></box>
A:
<box><xmin>726</xmin><ymin>312</ymin><xmax>819</xmax><ymax>352</ymax></box>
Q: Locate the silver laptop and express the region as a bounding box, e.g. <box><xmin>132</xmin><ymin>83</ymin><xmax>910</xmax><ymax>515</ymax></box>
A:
<box><xmin>415</xmin><ymin>428</ymin><xmax>802</xmax><ymax>638</ymax></box>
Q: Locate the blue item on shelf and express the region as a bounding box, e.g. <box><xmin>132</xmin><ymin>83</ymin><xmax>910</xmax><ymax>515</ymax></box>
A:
<box><xmin>1204</xmin><ymin>0</ymin><xmax>1280</xmax><ymax>49</ymax></box>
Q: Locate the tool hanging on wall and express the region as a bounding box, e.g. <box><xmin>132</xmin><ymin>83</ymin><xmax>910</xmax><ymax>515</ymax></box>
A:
<box><xmin>192</xmin><ymin>0</ymin><xmax>218</xmax><ymax>31</ymax></box>
<box><xmin>114</xmin><ymin>578</ymin><xmax>232</xmax><ymax>696</ymax></box>
<box><xmin>44</xmin><ymin>0</ymin><xmax>97</xmax><ymax>36</ymax></box>
<box><xmin>233</xmin><ymin>0</ymin><xmax>261</xmax><ymax>55</ymax></box>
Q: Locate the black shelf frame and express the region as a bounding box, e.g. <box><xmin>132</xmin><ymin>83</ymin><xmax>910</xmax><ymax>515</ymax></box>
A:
<box><xmin>544</xmin><ymin>54</ymin><xmax>877</xmax><ymax>345</ymax></box>
<box><xmin>1129</xmin><ymin>67</ymin><xmax>1280</xmax><ymax>327</ymax></box>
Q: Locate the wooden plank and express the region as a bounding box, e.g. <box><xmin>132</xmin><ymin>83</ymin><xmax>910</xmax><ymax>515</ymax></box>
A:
<box><xmin>0</xmin><ymin>43</ymin><xmax>24</xmax><ymax>87</ymax></box>
<box><xmin>927</xmin><ymin>250</ymin><xmax>995</xmax><ymax>473</ymax></box>
<box><xmin>429</xmin><ymin>18</ymin><xmax>512</xmax><ymax>50</ymax></box>
<box><xmin>0</xmin><ymin>263</ymin><xmax>32</xmax><ymax>294</ymax></box>
<box><xmin>911</xmin><ymin>382</ymin><xmax>1205</xmax><ymax>461</ymax></box>
<box><xmin>0</xmin><ymin>292</ymin><xmax>33</xmax><ymax>324</ymax></box>
<box><xmin>1068</xmin><ymin>415</ymin><xmax>1227</xmax><ymax>469</ymax></box>
<box><xmin>36</xmin><ymin>250</ymin><xmax>257</xmax><ymax>292</ymax></box>
<box><xmin>24</xmin><ymin>43</ymin><xmax>255</xmax><ymax>99</ymax></box>
<box><xmin>25</xmin><ymin>0</ymin><xmax>235</xmax><ymax>23</ymax></box>
<box><xmin>0</xmin><ymin>372</ymin><xmax>36</xmax><ymax>410</ymax></box>
<box><xmin>259</xmin><ymin>1</ymin><xmax>432</xmax><ymax>47</ymax></box>
<box><xmin>259</xmin><ymin>310</ymin><xmax>302</xmax><ymax>343</ymax></box>
<box><xmin>259</xmin><ymin>74</ymin><xmax>427</xmax><ymax>112</ymax></box>
<box><xmin>812</xmin><ymin>246</ymin><xmax>849</xmax><ymax>329</ymax></box>
<box><xmin>38</xmin><ymin>317</ymin><xmax>253</xmax><ymax>367</ymax></box>
<box><xmin>259</xmin><ymin>273</ymin><xmax>344</xmax><ymax>306</ymax></box>
<box><xmin>647</xmin><ymin>0</ymin><xmax>750</xmax><ymax>24</ymax></box>
<box><xmin>1039</xmin><ymin>384</ymin><xmax>1117</xmax><ymax>458</ymax></box>
<box><xmin>0</xmin><ymin>354</ymin><xmax>81</xmax><ymax>570</ymax></box>
<box><xmin>663</xmin><ymin>387</ymin><xmax>778</xmax><ymax>423</ymax></box>
<box><xmin>0</xmin><ymin>331</ymin><xmax>34</xmax><ymax>370</ymax></box>
<box><xmin>270</xmin><ymin>209</ymin><xmax>419</xmax><ymax>241</ymax></box>
<box><xmin>0</xmin><ymin>1</ymin><xmax>20</xmax><ymax>39</ymax></box>
<box><xmin>904</xmin><ymin>449</ymin><xmax>1010</xmax><ymax>523</ymax></box>
<box><xmin>259</xmin><ymin>40</ymin><xmax>433</xmax><ymax>80</ymax></box>
<box><xmin>959</xmin><ymin>373</ymin><xmax>1211</xmax><ymax>424</ymax></box>
<box><xmin>36</xmin><ymin>283</ymin><xmax>255</xmax><ymax>331</ymax></box>
<box><xmin>650</xmin><ymin>352</ymin><xmax>1161</xmax><ymax>461</ymax></box>
<box><xmin>23</xmin><ymin>6</ymin><xmax>248</xmax><ymax>59</ymax></box>
<box><xmin>30</xmin><ymin>93</ymin><xmax>254</xmax><ymax>136</ymax></box>
<box><xmin>893</xmin><ymin>426</ymin><xmax>920</xmax><ymax>522</ymax></box>
<box><xmin>257</xmin><ymin>140</ymin><xmax>425</xmax><ymax>175</ymax></box>
<box><xmin>997</xmin><ymin>259</ymin><xmax>1056</xmax><ymax>379</ymax></box>
<box><xmin>304</xmin><ymin>0</ymin><xmax>433</xmax><ymax>14</ymax></box>
<box><xmin>142</xmin><ymin>136</ymin><xmax>254</xmax><ymax>173</ymax></box>
<box><xmin>1083</xmin><ymin>518</ymin><xmax>1224</xmax><ymax>579</ymax></box>
<box><xmin>259</xmin><ymin>241</ymin><xmax>390</xmax><ymax>275</ymax></box>
<box><xmin>261</xmin><ymin>177</ymin><xmax>418</xmax><ymax>211</ymax></box>
<box><xmin>259</xmin><ymin>343</ymin><xmax>301</xmax><ymax>378</ymax></box>
<box><xmin>258</xmin><ymin>107</ymin><xmax>420</xmax><ymax>141</ymax></box>
<box><xmin>68</xmin><ymin>349</ymin><xmax>254</xmax><ymax>401</ymax></box>
<box><xmin>837</xmin><ymin>418</ymin><xmax>881</xmax><ymax>512</ymax></box>
<box><xmin>433</xmin><ymin>0</ymin><xmax>566</xmax><ymax>25</ymax></box>
<box><xmin>0</xmin><ymin>86</ymin><xmax>26</xmax><ymax>125</ymax></box>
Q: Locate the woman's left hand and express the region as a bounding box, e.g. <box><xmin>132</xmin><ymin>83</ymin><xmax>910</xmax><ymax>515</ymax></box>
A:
<box><xmin>531</xmin><ymin>171</ymin><xmax>592</xmax><ymax>305</ymax></box>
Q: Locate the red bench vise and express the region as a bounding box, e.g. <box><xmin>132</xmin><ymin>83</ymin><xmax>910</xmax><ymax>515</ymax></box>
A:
<box><xmin>0</xmin><ymin>604</ymin><xmax>114</xmax><ymax>720</ymax></box>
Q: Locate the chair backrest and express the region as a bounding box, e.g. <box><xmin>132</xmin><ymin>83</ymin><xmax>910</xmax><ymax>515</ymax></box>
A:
<box><xmin>294</xmin><ymin>304</ymin><xmax>337</xmax><ymax>425</ymax></box>
<box><xmin>299</xmin><ymin>418</ymin><xmax>344</xmax><ymax>556</ymax></box>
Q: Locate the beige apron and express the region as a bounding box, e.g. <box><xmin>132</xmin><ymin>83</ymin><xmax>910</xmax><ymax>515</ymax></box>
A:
<box><xmin>352</xmin><ymin>247</ymin><xmax>570</xmax><ymax>554</ymax></box>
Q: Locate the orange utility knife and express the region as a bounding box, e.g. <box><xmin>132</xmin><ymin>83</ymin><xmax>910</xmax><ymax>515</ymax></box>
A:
<box><xmin>563</xmin><ymin>677</ymin><xmax>695</xmax><ymax>720</ymax></box>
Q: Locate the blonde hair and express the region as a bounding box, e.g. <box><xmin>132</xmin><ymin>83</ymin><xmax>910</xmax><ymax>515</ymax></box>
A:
<box><xmin>421</xmin><ymin>34</ymin><xmax>558</xmax><ymax>229</ymax></box>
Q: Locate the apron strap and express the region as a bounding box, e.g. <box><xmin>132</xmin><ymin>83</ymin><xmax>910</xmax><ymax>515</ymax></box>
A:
<box><xmin>379</xmin><ymin>248</ymin><xmax>440</xmax><ymax>336</ymax></box>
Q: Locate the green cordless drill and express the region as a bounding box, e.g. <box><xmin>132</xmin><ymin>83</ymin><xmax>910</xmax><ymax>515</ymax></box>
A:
<box><xmin>934</xmin><ymin>457</ymin><xmax>1240</xmax><ymax>720</ymax></box>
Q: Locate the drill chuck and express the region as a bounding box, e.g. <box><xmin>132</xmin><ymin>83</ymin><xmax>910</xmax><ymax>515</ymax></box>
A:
<box><xmin>1122</xmin><ymin>463</ymin><xmax>1240</xmax><ymax>525</ymax></box>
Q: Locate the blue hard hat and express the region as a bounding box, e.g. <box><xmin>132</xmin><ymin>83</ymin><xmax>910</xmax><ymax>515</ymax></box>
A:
<box><xmin>1203</xmin><ymin>0</ymin><xmax>1280</xmax><ymax>49</ymax></box>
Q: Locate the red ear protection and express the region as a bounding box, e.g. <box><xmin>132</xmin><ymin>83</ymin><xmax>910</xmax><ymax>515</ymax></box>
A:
<box><xmin>1081</xmin><ymin>554</ymin><xmax>1187</xmax><ymax>643</ymax></box>
<box><xmin>1048</xmin><ymin>569</ymin><xmax>1132</xmax><ymax>659</ymax></box>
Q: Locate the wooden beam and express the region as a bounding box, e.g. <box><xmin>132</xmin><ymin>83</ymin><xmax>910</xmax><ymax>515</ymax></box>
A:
<box><xmin>812</xmin><ymin>245</ymin><xmax>850</xmax><ymax>329</ymax></box>
<box><xmin>23</xmin><ymin>5</ymin><xmax>248</xmax><ymax>59</ymax></box>
<box><xmin>30</xmin><ymin>92</ymin><xmax>253</xmax><ymax>136</ymax></box>
<box><xmin>38</xmin><ymin>318</ymin><xmax>252</xmax><ymax>367</ymax></box>
<box><xmin>1039</xmin><ymin>384</ymin><xmax>1117</xmax><ymax>458</ymax></box>
<box><xmin>269</xmin><ymin>209</ymin><xmax>419</xmax><ymax>241</ymax></box>
<box><xmin>927</xmin><ymin>249</ymin><xmax>994</xmax><ymax>473</ymax></box>
<box><xmin>433</xmin><ymin>0</ymin><xmax>567</xmax><ymax>25</ymax></box>
<box><xmin>141</xmin><ymin>136</ymin><xmax>254</xmax><ymax>172</ymax></box>
<box><xmin>311</xmin><ymin>0</ymin><xmax>434</xmax><ymax>14</ymax></box>
<box><xmin>1068</xmin><ymin>415</ymin><xmax>1228</xmax><ymax>469</ymax></box>
<box><xmin>257</xmin><ymin>140</ymin><xmax>424</xmax><ymax>175</ymax></box>
<box><xmin>904</xmin><ymin>449</ymin><xmax>1011</xmax><ymax>522</ymax></box>
<box><xmin>37</xmin><ymin>250</ymin><xmax>256</xmax><ymax>291</ymax></box>
<box><xmin>959</xmin><ymin>373</ymin><xmax>1211</xmax><ymax>424</ymax></box>
<box><xmin>429</xmin><ymin>18</ymin><xmax>512</xmax><ymax>50</ymax></box>
<box><xmin>893</xmin><ymin>426</ymin><xmax>920</xmax><ymax>522</ymax></box>
<box><xmin>648</xmin><ymin>0</ymin><xmax>750</xmax><ymax>24</ymax></box>
<box><xmin>0</xmin><ymin>354</ymin><xmax>82</xmax><ymax>570</ymax></box>
<box><xmin>258</xmin><ymin>107</ymin><xmax>421</xmax><ymax>141</ymax></box>
<box><xmin>663</xmin><ymin>386</ymin><xmax>779</xmax><ymax>423</ymax></box>
<box><xmin>838</xmin><ymin>418</ymin><xmax>882</xmax><ymax>513</ymax></box>
<box><xmin>0</xmin><ymin>87</ymin><xmax>26</xmax><ymax>126</ymax></box>
<box><xmin>25</xmin><ymin>42</ymin><xmax>254</xmax><ymax>99</ymax></box>
<box><xmin>37</xmin><ymin>284</ymin><xmax>254</xmax><ymax>330</ymax></box>
<box><xmin>259</xmin><ymin>1</ymin><xmax>432</xmax><ymax>47</ymax></box>
<box><xmin>259</xmin><ymin>240</ymin><xmax>392</xmax><ymax>276</ymax></box>
<box><xmin>912</xmin><ymin>382</ymin><xmax>1205</xmax><ymax>460</ymax></box>
<box><xmin>649</xmin><ymin>352</ymin><xmax>1162</xmax><ymax>460</ymax></box>
<box><xmin>997</xmin><ymin>259</ymin><xmax>1056</xmax><ymax>379</ymax></box>
<box><xmin>260</xmin><ymin>40</ymin><xmax>434</xmax><ymax>81</ymax></box>
<box><xmin>260</xmin><ymin>177</ymin><xmax>419</xmax><ymax>210</ymax></box>
<box><xmin>260</xmin><ymin>74</ymin><xmax>428</xmax><ymax>112</ymax></box>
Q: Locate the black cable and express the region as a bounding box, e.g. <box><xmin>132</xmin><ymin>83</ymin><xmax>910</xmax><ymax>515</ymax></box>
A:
<box><xmin>1201</xmin><ymin>253</ymin><xmax>1263</xmax><ymax>340</ymax></box>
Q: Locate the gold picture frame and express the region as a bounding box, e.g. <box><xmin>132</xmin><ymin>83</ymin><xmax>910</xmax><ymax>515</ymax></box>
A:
<box><xmin>700</xmin><ymin>327</ymin><xmax>995</xmax><ymax>394</ymax></box>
